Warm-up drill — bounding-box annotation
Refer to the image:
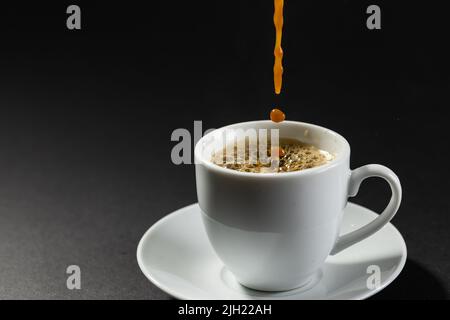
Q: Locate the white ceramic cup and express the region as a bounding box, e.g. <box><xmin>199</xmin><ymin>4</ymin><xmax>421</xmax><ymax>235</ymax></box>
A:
<box><xmin>194</xmin><ymin>120</ymin><xmax>402</xmax><ymax>291</ymax></box>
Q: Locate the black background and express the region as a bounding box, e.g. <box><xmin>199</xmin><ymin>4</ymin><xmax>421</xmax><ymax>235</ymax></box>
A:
<box><xmin>0</xmin><ymin>1</ymin><xmax>448</xmax><ymax>299</ymax></box>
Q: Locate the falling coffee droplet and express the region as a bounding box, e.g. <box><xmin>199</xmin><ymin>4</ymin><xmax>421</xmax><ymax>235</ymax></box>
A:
<box><xmin>270</xmin><ymin>108</ymin><xmax>285</xmax><ymax>123</ymax></box>
<box><xmin>270</xmin><ymin>146</ymin><xmax>285</xmax><ymax>158</ymax></box>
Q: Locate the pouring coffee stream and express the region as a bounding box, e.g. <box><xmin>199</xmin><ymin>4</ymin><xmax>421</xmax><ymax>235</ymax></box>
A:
<box><xmin>271</xmin><ymin>0</ymin><xmax>286</xmax><ymax>155</ymax></box>
<box><xmin>273</xmin><ymin>0</ymin><xmax>284</xmax><ymax>95</ymax></box>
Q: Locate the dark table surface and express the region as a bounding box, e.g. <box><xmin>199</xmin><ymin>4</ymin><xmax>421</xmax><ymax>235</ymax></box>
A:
<box><xmin>0</xmin><ymin>1</ymin><xmax>448</xmax><ymax>299</ymax></box>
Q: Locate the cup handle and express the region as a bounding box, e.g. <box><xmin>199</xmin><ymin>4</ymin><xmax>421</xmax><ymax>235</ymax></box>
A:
<box><xmin>330</xmin><ymin>164</ymin><xmax>402</xmax><ymax>255</ymax></box>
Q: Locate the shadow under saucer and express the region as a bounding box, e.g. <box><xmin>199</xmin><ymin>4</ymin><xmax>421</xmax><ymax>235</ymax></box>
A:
<box><xmin>370</xmin><ymin>258</ymin><xmax>448</xmax><ymax>300</ymax></box>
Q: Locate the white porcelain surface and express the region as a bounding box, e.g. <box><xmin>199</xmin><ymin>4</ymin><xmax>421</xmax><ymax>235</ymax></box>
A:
<box><xmin>194</xmin><ymin>120</ymin><xmax>402</xmax><ymax>291</ymax></box>
<box><xmin>137</xmin><ymin>202</ymin><xmax>407</xmax><ymax>300</ymax></box>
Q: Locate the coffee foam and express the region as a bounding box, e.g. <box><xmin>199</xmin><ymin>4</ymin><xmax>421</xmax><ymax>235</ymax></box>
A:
<box><xmin>211</xmin><ymin>137</ymin><xmax>334</xmax><ymax>173</ymax></box>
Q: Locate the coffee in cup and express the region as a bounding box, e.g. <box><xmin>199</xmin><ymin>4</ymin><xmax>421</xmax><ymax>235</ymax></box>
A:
<box><xmin>211</xmin><ymin>137</ymin><xmax>334</xmax><ymax>173</ymax></box>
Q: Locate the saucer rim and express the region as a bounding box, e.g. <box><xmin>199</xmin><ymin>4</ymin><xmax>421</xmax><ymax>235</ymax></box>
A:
<box><xmin>136</xmin><ymin>202</ymin><xmax>407</xmax><ymax>300</ymax></box>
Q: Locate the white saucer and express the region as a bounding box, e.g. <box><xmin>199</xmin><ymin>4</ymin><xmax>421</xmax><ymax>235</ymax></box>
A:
<box><xmin>137</xmin><ymin>202</ymin><xmax>407</xmax><ymax>300</ymax></box>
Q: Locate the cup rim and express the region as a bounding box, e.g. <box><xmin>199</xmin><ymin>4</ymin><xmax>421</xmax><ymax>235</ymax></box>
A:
<box><xmin>194</xmin><ymin>120</ymin><xmax>351</xmax><ymax>178</ymax></box>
